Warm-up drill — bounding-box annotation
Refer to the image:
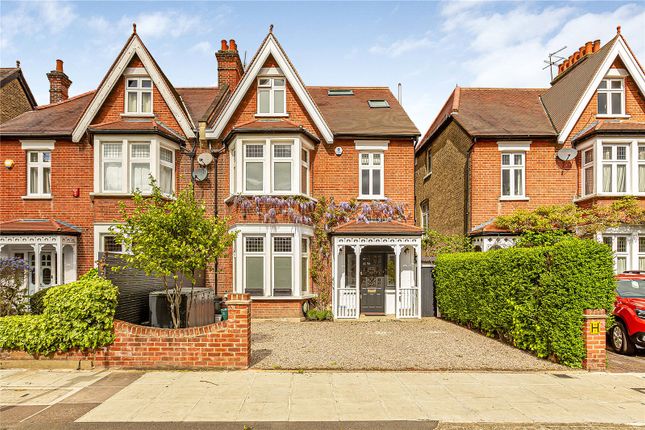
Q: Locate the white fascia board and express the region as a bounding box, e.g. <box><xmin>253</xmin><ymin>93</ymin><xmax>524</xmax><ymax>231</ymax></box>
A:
<box><xmin>497</xmin><ymin>141</ymin><xmax>531</xmax><ymax>151</ymax></box>
<box><xmin>354</xmin><ymin>140</ymin><xmax>389</xmax><ymax>151</ymax></box>
<box><xmin>72</xmin><ymin>37</ymin><xmax>195</xmax><ymax>143</ymax></box>
<box><xmin>558</xmin><ymin>38</ymin><xmax>645</xmax><ymax>144</ymax></box>
<box><xmin>206</xmin><ymin>35</ymin><xmax>334</xmax><ymax>144</ymax></box>
<box><xmin>21</xmin><ymin>140</ymin><xmax>55</xmax><ymax>150</ymax></box>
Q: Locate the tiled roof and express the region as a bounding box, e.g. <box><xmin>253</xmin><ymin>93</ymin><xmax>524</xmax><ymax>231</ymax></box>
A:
<box><xmin>0</xmin><ymin>66</ymin><xmax>37</xmax><ymax>109</ymax></box>
<box><xmin>332</xmin><ymin>220</ymin><xmax>422</xmax><ymax>236</ymax></box>
<box><xmin>176</xmin><ymin>87</ymin><xmax>224</xmax><ymax>123</ymax></box>
<box><xmin>541</xmin><ymin>36</ymin><xmax>619</xmax><ymax>133</ymax></box>
<box><xmin>470</xmin><ymin>219</ymin><xmax>511</xmax><ymax>235</ymax></box>
<box><xmin>307</xmin><ymin>87</ymin><xmax>419</xmax><ymax>138</ymax></box>
<box><xmin>573</xmin><ymin>120</ymin><xmax>645</xmax><ymax>143</ymax></box>
<box><xmin>88</xmin><ymin>118</ymin><xmax>185</xmax><ymax>142</ymax></box>
<box><xmin>0</xmin><ymin>91</ymin><xmax>94</xmax><ymax>137</ymax></box>
<box><xmin>0</xmin><ymin>68</ymin><xmax>17</xmax><ymax>81</ymax></box>
<box><xmin>225</xmin><ymin>119</ymin><xmax>320</xmax><ymax>143</ymax></box>
<box><xmin>0</xmin><ymin>219</ymin><xmax>82</xmax><ymax>235</ymax></box>
<box><xmin>418</xmin><ymin>87</ymin><xmax>459</xmax><ymax>150</ymax></box>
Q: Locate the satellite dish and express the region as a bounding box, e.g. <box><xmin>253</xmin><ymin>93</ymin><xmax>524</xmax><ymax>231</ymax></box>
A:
<box><xmin>197</xmin><ymin>152</ymin><xmax>213</xmax><ymax>166</ymax></box>
<box><xmin>557</xmin><ymin>148</ymin><xmax>578</xmax><ymax>161</ymax></box>
<box><xmin>335</xmin><ymin>147</ymin><xmax>343</xmax><ymax>156</ymax></box>
<box><xmin>192</xmin><ymin>167</ymin><xmax>208</xmax><ymax>182</ymax></box>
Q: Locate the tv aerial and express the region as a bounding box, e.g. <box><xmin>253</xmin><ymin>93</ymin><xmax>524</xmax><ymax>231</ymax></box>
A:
<box><xmin>543</xmin><ymin>46</ymin><xmax>567</xmax><ymax>80</ymax></box>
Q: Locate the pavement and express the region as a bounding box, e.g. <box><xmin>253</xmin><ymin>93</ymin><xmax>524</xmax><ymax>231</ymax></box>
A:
<box><xmin>1</xmin><ymin>369</ymin><xmax>644</xmax><ymax>428</ymax></box>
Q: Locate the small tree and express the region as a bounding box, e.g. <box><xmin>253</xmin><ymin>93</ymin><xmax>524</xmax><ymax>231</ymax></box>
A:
<box><xmin>112</xmin><ymin>181</ymin><xmax>236</xmax><ymax>328</ymax></box>
<box><xmin>422</xmin><ymin>229</ymin><xmax>473</xmax><ymax>257</ymax></box>
<box><xmin>0</xmin><ymin>257</ymin><xmax>30</xmax><ymax>316</ymax></box>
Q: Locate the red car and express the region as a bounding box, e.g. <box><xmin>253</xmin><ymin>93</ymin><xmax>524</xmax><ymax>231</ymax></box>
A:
<box><xmin>611</xmin><ymin>271</ymin><xmax>645</xmax><ymax>355</ymax></box>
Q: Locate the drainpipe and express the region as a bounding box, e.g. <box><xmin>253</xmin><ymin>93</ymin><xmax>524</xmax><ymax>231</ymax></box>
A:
<box><xmin>208</xmin><ymin>138</ymin><xmax>226</xmax><ymax>296</ymax></box>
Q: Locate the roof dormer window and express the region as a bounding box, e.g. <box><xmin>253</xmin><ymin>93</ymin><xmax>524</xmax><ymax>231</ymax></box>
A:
<box><xmin>125</xmin><ymin>78</ymin><xmax>153</xmax><ymax>114</ymax></box>
<box><xmin>257</xmin><ymin>77</ymin><xmax>286</xmax><ymax>116</ymax></box>
<box><xmin>597</xmin><ymin>79</ymin><xmax>624</xmax><ymax>116</ymax></box>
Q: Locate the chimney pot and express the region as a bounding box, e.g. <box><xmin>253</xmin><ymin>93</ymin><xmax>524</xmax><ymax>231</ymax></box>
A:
<box><xmin>593</xmin><ymin>40</ymin><xmax>601</xmax><ymax>52</ymax></box>
<box><xmin>221</xmin><ymin>39</ymin><xmax>228</xmax><ymax>51</ymax></box>
<box><xmin>585</xmin><ymin>41</ymin><xmax>593</xmax><ymax>55</ymax></box>
<box><xmin>47</xmin><ymin>59</ymin><xmax>72</xmax><ymax>104</ymax></box>
<box><xmin>229</xmin><ymin>39</ymin><xmax>237</xmax><ymax>51</ymax></box>
<box><xmin>617</xmin><ymin>25</ymin><xmax>621</xmax><ymax>35</ymax></box>
<box><xmin>573</xmin><ymin>51</ymin><xmax>580</xmax><ymax>62</ymax></box>
<box><xmin>56</xmin><ymin>59</ymin><xmax>63</xmax><ymax>72</ymax></box>
<box><xmin>216</xmin><ymin>38</ymin><xmax>244</xmax><ymax>90</ymax></box>
<box><xmin>558</xmin><ymin>63</ymin><xmax>565</xmax><ymax>74</ymax></box>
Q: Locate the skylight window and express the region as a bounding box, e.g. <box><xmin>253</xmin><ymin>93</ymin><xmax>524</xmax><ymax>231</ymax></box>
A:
<box><xmin>328</xmin><ymin>89</ymin><xmax>354</xmax><ymax>96</ymax></box>
<box><xmin>368</xmin><ymin>100</ymin><xmax>390</xmax><ymax>108</ymax></box>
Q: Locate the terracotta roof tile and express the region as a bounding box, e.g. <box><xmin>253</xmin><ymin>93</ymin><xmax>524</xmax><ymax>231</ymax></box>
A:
<box><xmin>573</xmin><ymin>120</ymin><xmax>645</xmax><ymax>143</ymax></box>
<box><xmin>0</xmin><ymin>219</ymin><xmax>82</xmax><ymax>235</ymax></box>
<box><xmin>88</xmin><ymin>118</ymin><xmax>185</xmax><ymax>142</ymax></box>
<box><xmin>332</xmin><ymin>220</ymin><xmax>422</xmax><ymax>236</ymax></box>
<box><xmin>176</xmin><ymin>87</ymin><xmax>224</xmax><ymax>123</ymax></box>
<box><xmin>307</xmin><ymin>87</ymin><xmax>419</xmax><ymax>138</ymax></box>
<box><xmin>0</xmin><ymin>91</ymin><xmax>94</xmax><ymax>137</ymax></box>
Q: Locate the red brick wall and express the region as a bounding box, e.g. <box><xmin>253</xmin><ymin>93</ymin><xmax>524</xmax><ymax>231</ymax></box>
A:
<box><xmin>251</xmin><ymin>298</ymin><xmax>305</xmax><ymax>319</ymax></box>
<box><xmin>469</xmin><ymin>139</ymin><xmax>576</xmax><ymax>229</ymax></box>
<box><xmin>1</xmin><ymin>294</ymin><xmax>251</xmax><ymax>369</ymax></box>
<box><xmin>582</xmin><ymin>309</ymin><xmax>607</xmax><ymax>371</ymax></box>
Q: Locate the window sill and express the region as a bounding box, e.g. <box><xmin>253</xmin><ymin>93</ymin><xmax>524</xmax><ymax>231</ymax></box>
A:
<box><xmin>225</xmin><ymin>193</ymin><xmax>316</xmax><ymax>203</ymax></box>
<box><xmin>357</xmin><ymin>195</ymin><xmax>387</xmax><ymax>201</ymax></box>
<box><xmin>596</xmin><ymin>114</ymin><xmax>630</xmax><ymax>119</ymax></box>
<box><xmin>120</xmin><ymin>113</ymin><xmax>155</xmax><ymax>118</ymax></box>
<box><xmin>254</xmin><ymin>113</ymin><xmax>289</xmax><ymax>118</ymax></box>
<box><xmin>423</xmin><ymin>172</ymin><xmax>432</xmax><ymax>181</ymax></box>
<box><xmin>21</xmin><ymin>195</ymin><xmax>52</xmax><ymax>200</ymax></box>
<box><xmin>247</xmin><ymin>293</ymin><xmax>316</xmax><ymax>301</ymax></box>
<box><xmin>574</xmin><ymin>193</ymin><xmax>640</xmax><ymax>202</ymax></box>
<box><xmin>89</xmin><ymin>192</ymin><xmax>174</xmax><ymax>200</ymax></box>
<box><xmin>499</xmin><ymin>196</ymin><xmax>530</xmax><ymax>202</ymax></box>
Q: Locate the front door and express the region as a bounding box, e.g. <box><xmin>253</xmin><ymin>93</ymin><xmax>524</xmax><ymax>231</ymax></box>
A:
<box><xmin>360</xmin><ymin>253</ymin><xmax>386</xmax><ymax>314</ymax></box>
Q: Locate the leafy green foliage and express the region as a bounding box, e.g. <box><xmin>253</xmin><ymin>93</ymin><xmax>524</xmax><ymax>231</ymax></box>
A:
<box><xmin>515</xmin><ymin>230</ymin><xmax>573</xmax><ymax>248</ymax></box>
<box><xmin>29</xmin><ymin>287</ymin><xmax>50</xmax><ymax>315</ymax></box>
<box><xmin>111</xmin><ymin>180</ymin><xmax>236</xmax><ymax>328</ymax></box>
<box><xmin>422</xmin><ymin>229</ymin><xmax>473</xmax><ymax>257</ymax></box>
<box><xmin>0</xmin><ymin>270</ymin><xmax>118</xmax><ymax>355</ymax></box>
<box><xmin>496</xmin><ymin>197</ymin><xmax>645</xmax><ymax>236</ymax></box>
<box><xmin>434</xmin><ymin>239</ymin><xmax>615</xmax><ymax>367</ymax></box>
<box><xmin>306</xmin><ymin>309</ymin><xmax>333</xmax><ymax>321</ymax></box>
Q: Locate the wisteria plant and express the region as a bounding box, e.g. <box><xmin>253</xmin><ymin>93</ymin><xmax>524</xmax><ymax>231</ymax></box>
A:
<box><xmin>0</xmin><ymin>257</ymin><xmax>30</xmax><ymax>317</ymax></box>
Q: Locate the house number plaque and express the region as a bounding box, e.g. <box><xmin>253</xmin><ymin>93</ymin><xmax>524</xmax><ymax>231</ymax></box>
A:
<box><xmin>590</xmin><ymin>322</ymin><xmax>601</xmax><ymax>335</ymax></box>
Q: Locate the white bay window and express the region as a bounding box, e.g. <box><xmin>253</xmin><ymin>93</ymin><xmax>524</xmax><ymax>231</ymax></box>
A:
<box><xmin>230</xmin><ymin>136</ymin><xmax>313</xmax><ymax>196</ymax></box>
<box><xmin>598</xmin><ymin>228</ymin><xmax>645</xmax><ymax>274</ymax></box>
<box><xmin>94</xmin><ymin>136</ymin><xmax>176</xmax><ymax>195</ymax></box>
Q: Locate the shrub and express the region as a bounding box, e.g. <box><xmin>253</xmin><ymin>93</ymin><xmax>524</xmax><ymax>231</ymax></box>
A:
<box><xmin>29</xmin><ymin>287</ymin><xmax>50</xmax><ymax>315</ymax></box>
<box><xmin>306</xmin><ymin>309</ymin><xmax>332</xmax><ymax>321</ymax></box>
<box><xmin>0</xmin><ymin>257</ymin><xmax>30</xmax><ymax>316</ymax></box>
<box><xmin>434</xmin><ymin>238</ymin><xmax>615</xmax><ymax>367</ymax></box>
<box><xmin>0</xmin><ymin>270</ymin><xmax>118</xmax><ymax>355</ymax></box>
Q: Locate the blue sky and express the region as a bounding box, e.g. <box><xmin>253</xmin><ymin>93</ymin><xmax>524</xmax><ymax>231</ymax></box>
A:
<box><xmin>1</xmin><ymin>1</ymin><xmax>644</xmax><ymax>133</ymax></box>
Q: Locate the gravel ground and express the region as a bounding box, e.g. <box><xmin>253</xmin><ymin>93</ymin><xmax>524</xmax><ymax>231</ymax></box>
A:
<box><xmin>251</xmin><ymin>318</ymin><xmax>568</xmax><ymax>371</ymax></box>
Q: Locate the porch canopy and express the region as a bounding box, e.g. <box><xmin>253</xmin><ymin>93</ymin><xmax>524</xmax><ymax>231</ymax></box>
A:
<box><xmin>0</xmin><ymin>219</ymin><xmax>80</xmax><ymax>294</ymax></box>
<box><xmin>331</xmin><ymin>221</ymin><xmax>423</xmax><ymax>319</ymax></box>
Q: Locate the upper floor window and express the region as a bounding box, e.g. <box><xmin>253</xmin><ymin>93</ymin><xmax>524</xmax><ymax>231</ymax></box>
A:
<box><xmin>597</xmin><ymin>79</ymin><xmax>624</xmax><ymax>116</ymax></box>
<box><xmin>27</xmin><ymin>151</ymin><xmax>51</xmax><ymax>197</ymax></box>
<box><xmin>602</xmin><ymin>144</ymin><xmax>628</xmax><ymax>193</ymax></box>
<box><xmin>501</xmin><ymin>152</ymin><xmax>525</xmax><ymax>198</ymax></box>
<box><xmin>126</xmin><ymin>78</ymin><xmax>153</xmax><ymax>114</ymax></box>
<box><xmin>257</xmin><ymin>77</ymin><xmax>286</xmax><ymax>115</ymax></box>
<box><xmin>359</xmin><ymin>152</ymin><xmax>384</xmax><ymax>199</ymax></box>
<box><xmin>420</xmin><ymin>200</ymin><xmax>429</xmax><ymax>230</ymax></box>
<box><xmin>231</xmin><ymin>138</ymin><xmax>311</xmax><ymax>196</ymax></box>
<box><xmin>582</xmin><ymin>148</ymin><xmax>594</xmax><ymax>196</ymax></box>
<box><xmin>96</xmin><ymin>138</ymin><xmax>175</xmax><ymax>195</ymax></box>
<box><xmin>426</xmin><ymin>149</ymin><xmax>432</xmax><ymax>175</ymax></box>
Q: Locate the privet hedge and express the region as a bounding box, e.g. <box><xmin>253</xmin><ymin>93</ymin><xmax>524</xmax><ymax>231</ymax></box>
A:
<box><xmin>0</xmin><ymin>270</ymin><xmax>118</xmax><ymax>355</ymax></box>
<box><xmin>434</xmin><ymin>238</ymin><xmax>615</xmax><ymax>367</ymax></box>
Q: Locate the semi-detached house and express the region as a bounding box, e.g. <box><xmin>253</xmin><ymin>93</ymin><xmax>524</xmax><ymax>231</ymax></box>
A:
<box><xmin>415</xmin><ymin>28</ymin><xmax>645</xmax><ymax>273</ymax></box>
<box><xmin>0</xmin><ymin>27</ymin><xmax>421</xmax><ymax>319</ymax></box>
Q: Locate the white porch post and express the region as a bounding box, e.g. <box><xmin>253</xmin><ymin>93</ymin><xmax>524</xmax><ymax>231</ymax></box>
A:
<box><xmin>394</xmin><ymin>245</ymin><xmax>401</xmax><ymax>319</ymax></box>
<box><xmin>416</xmin><ymin>242</ymin><xmax>422</xmax><ymax>318</ymax></box>
<box><xmin>32</xmin><ymin>243</ymin><xmax>41</xmax><ymax>294</ymax></box>
<box><xmin>71</xmin><ymin>244</ymin><xmax>78</xmax><ymax>282</ymax></box>
<box><xmin>56</xmin><ymin>237</ymin><xmax>63</xmax><ymax>286</ymax></box>
<box><xmin>294</xmin><ymin>228</ymin><xmax>302</xmax><ymax>298</ymax></box>
<box><xmin>331</xmin><ymin>239</ymin><xmax>337</xmax><ymax>316</ymax></box>
<box><xmin>353</xmin><ymin>245</ymin><xmax>362</xmax><ymax>319</ymax></box>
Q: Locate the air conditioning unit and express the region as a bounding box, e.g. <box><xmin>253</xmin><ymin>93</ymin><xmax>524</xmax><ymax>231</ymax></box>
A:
<box><xmin>149</xmin><ymin>287</ymin><xmax>215</xmax><ymax>328</ymax></box>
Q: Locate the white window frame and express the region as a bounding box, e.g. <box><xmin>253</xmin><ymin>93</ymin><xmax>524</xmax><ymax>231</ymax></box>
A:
<box><xmin>272</xmin><ymin>142</ymin><xmax>294</xmax><ymax>193</ymax></box>
<box><xmin>124</xmin><ymin>77</ymin><xmax>153</xmax><ymax>115</ymax></box>
<box><xmin>420</xmin><ymin>200</ymin><xmax>429</xmax><ymax>231</ymax></box>
<box><xmin>130</xmin><ymin>142</ymin><xmax>152</xmax><ymax>193</ymax></box>
<box><xmin>603</xmin><ymin>234</ymin><xmax>630</xmax><ymax>273</ymax></box>
<box><xmin>243</xmin><ymin>142</ymin><xmax>266</xmax><ymax>193</ymax></box>
<box><xmin>301</xmin><ymin>237</ymin><xmax>310</xmax><ymax>294</ymax></box>
<box><xmin>597</xmin><ymin>78</ymin><xmax>625</xmax><ymax>117</ymax></box>
<box><xmin>500</xmin><ymin>152</ymin><xmax>526</xmax><ymax>199</ymax></box>
<box><xmin>582</xmin><ymin>148</ymin><xmax>594</xmax><ymax>196</ymax></box>
<box><xmin>256</xmin><ymin>77</ymin><xmax>287</xmax><ymax>116</ymax></box>
<box><xmin>243</xmin><ymin>235</ymin><xmax>266</xmax><ymax>295</ymax></box>
<box><xmin>426</xmin><ymin>149</ymin><xmax>432</xmax><ymax>175</ymax></box>
<box><xmin>301</xmin><ymin>148</ymin><xmax>310</xmax><ymax>196</ymax></box>
<box><xmin>159</xmin><ymin>146</ymin><xmax>175</xmax><ymax>195</ymax></box>
<box><xmin>359</xmin><ymin>152</ymin><xmax>385</xmax><ymax>200</ymax></box>
<box><xmin>639</xmin><ymin>235</ymin><xmax>645</xmax><ymax>272</ymax></box>
<box><xmin>26</xmin><ymin>150</ymin><xmax>52</xmax><ymax>197</ymax></box>
<box><xmin>272</xmin><ymin>235</ymin><xmax>294</xmax><ymax>295</ymax></box>
<box><xmin>601</xmin><ymin>144</ymin><xmax>630</xmax><ymax>194</ymax></box>
<box><xmin>93</xmin><ymin>136</ymin><xmax>177</xmax><ymax>195</ymax></box>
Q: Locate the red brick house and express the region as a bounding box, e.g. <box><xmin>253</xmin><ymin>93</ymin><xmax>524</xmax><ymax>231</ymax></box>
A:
<box><xmin>414</xmin><ymin>29</ymin><xmax>645</xmax><ymax>272</ymax></box>
<box><xmin>0</xmin><ymin>27</ymin><xmax>421</xmax><ymax>319</ymax></box>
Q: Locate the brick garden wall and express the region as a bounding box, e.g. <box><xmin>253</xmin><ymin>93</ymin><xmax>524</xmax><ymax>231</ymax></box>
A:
<box><xmin>1</xmin><ymin>294</ymin><xmax>251</xmax><ymax>370</ymax></box>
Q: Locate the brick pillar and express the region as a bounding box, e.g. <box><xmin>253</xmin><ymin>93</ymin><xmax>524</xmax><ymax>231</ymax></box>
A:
<box><xmin>582</xmin><ymin>309</ymin><xmax>607</xmax><ymax>371</ymax></box>
<box><xmin>226</xmin><ymin>293</ymin><xmax>251</xmax><ymax>368</ymax></box>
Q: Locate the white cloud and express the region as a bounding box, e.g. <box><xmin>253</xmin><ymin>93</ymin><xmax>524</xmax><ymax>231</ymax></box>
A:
<box><xmin>0</xmin><ymin>1</ymin><xmax>77</xmax><ymax>50</ymax></box>
<box><xmin>190</xmin><ymin>41</ymin><xmax>212</xmax><ymax>55</ymax></box>
<box><xmin>119</xmin><ymin>11</ymin><xmax>200</xmax><ymax>39</ymax></box>
<box><xmin>369</xmin><ymin>34</ymin><xmax>433</xmax><ymax>58</ymax></box>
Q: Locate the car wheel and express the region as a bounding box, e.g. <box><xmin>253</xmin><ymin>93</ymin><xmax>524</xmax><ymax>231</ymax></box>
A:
<box><xmin>611</xmin><ymin>322</ymin><xmax>636</xmax><ymax>355</ymax></box>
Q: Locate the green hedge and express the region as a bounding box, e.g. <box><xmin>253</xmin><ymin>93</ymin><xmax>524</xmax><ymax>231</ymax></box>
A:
<box><xmin>434</xmin><ymin>238</ymin><xmax>615</xmax><ymax>367</ymax></box>
<box><xmin>0</xmin><ymin>270</ymin><xmax>118</xmax><ymax>355</ymax></box>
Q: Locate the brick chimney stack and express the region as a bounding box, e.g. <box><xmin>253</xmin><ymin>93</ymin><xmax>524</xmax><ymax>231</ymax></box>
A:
<box><xmin>216</xmin><ymin>39</ymin><xmax>244</xmax><ymax>90</ymax></box>
<box><xmin>46</xmin><ymin>59</ymin><xmax>72</xmax><ymax>104</ymax></box>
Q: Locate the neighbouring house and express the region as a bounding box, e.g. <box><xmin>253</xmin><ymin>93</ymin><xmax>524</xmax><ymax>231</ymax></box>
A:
<box><xmin>0</xmin><ymin>26</ymin><xmax>421</xmax><ymax>319</ymax></box>
<box><xmin>414</xmin><ymin>28</ymin><xmax>645</xmax><ymax>273</ymax></box>
<box><xmin>0</xmin><ymin>62</ymin><xmax>37</xmax><ymax>124</ymax></box>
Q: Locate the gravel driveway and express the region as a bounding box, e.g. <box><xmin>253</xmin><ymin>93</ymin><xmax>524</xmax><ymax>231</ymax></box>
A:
<box><xmin>251</xmin><ymin>318</ymin><xmax>567</xmax><ymax>370</ymax></box>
